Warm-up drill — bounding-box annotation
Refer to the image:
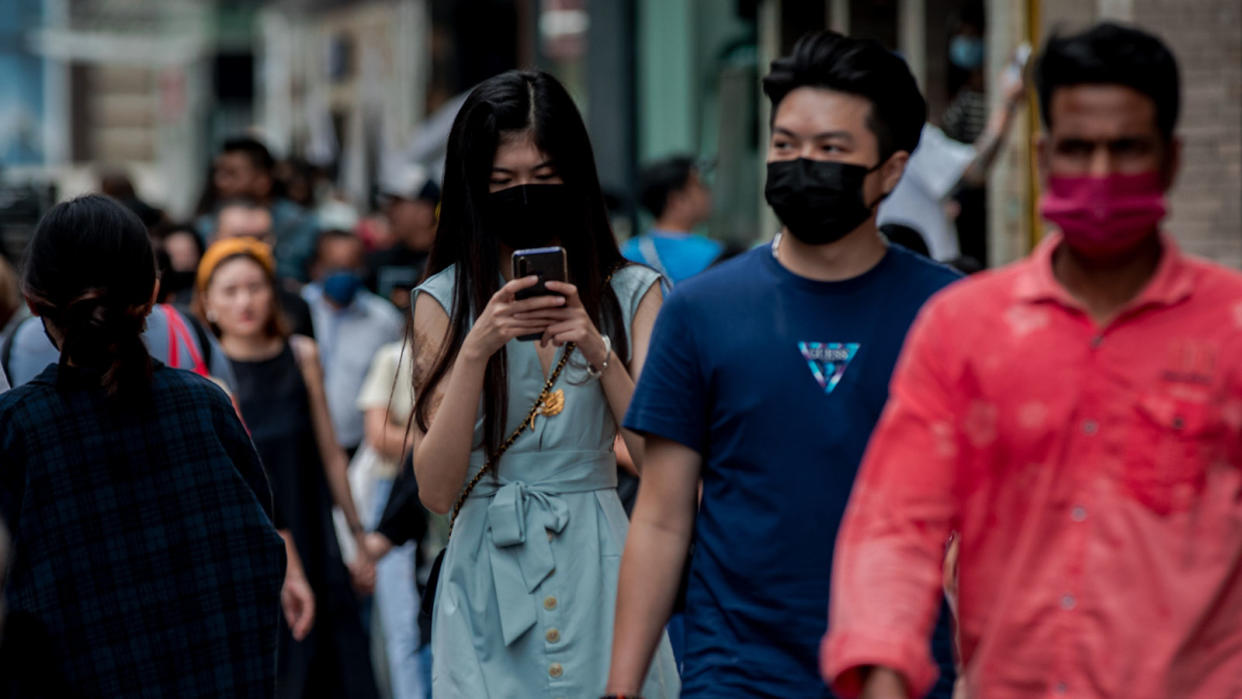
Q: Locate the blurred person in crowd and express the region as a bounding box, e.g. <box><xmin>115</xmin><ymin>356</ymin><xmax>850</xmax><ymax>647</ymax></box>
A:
<box><xmin>942</xmin><ymin>3</ymin><xmax>994</xmax><ymax>264</ymax></box>
<box><xmin>196</xmin><ymin>237</ymin><xmax>380</xmax><ymax>699</ymax></box>
<box><xmin>943</xmin><ymin>3</ymin><xmax>988</xmax><ymax>144</ymax></box>
<box><xmin>276</xmin><ymin>157</ymin><xmax>321</xmax><ymax>211</ymax></box>
<box><xmin>877</xmin><ymin>59</ymin><xmax>1025</xmax><ymax>263</ymax></box>
<box><xmin>823</xmin><ymin>23</ymin><xmax>1242</xmax><ymax>699</ymax></box>
<box><xmin>366</xmin><ymin>164</ymin><xmax>441</xmax><ymax>312</ymax></box>
<box><xmin>0</xmin><ymin>195</ymin><xmax>285</xmax><ymax>695</ymax></box>
<box><xmin>350</xmin><ymin>334</ymin><xmax>427</xmax><ymax>699</ymax></box>
<box><xmin>622</xmin><ymin>155</ymin><xmax>721</xmax><ymax>286</ymax></box>
<box><xmin>366</xmin><ymin>453</ymin><xmax>436</xmax><ymax>697</ymax></box>
<box><xmin>150</xmin><ymin>221</ymin><xmax>205</xmax><ymax>306</ymax></box>
<box><xmin>196</xmin><ymin>136</ymin><xmax>319</xmax><ymax>283</ymax></box>
<box><xmin>607</xmin><ymin>31</ymin><xmax>958</xmax><ymax>699</ymax></box>
<box><xmin>411</xmin><ymin>70</ymin><xmax>678</xmax><ymax>698</ymax></box>
<box><xmin>303</xmin><ymin>230</ymin><xmax>404</xmax><ymax>456</ymax></box>
<box><xmin>214</xmin><ymin>198</ymin><xmax>317</xmax><ymax>338</ymax></box>
<box><xmin>99</xmin><ymin>169</ymin><xmax>164</xmax><ymax>229</ymax></box>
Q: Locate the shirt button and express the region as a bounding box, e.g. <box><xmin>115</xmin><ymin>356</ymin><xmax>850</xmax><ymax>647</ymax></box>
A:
<box><xmin>1082</xmin><ymin>419</ymin><xmax>1099</xmax><ymax>435</ymax></box>
<box><xmin>1071</xmin><ymin>506</ymin><xmax>1087</xmax><ymax>522</ymax></box>
<box><xmin>1054</xmin><ymin>682</ymin><xmax>1068</xmax><ymax>694</ymax></box>
<box><xmin>546</xmin><ymin>628</ymin><xmax>561</xmax><ymax>643</ymax></box>
<box><xmin>1090</xmin><ymin>335</ymin><xmax>1103</xmax><ymax>348</ymax></box>
<box><xmin>543</xmin><ymin>596</ymin><xmax>558</xmax><ymax>611</ymax></box>
<box><xmin>548</xmin><ymin>662</ymin><xmax>563</xmax><ymax>678</ymax></box>
<box><xmin>1061</xmin><ymin>594</ymin><xmax>1077</xmax><ymax>610</ymax></box>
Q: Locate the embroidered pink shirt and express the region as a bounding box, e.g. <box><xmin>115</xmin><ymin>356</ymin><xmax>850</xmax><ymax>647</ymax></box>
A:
<box><xmin>823</xmin><ymin>234</ymin><xmax>1242</xmax><ymax>699</ymax></box>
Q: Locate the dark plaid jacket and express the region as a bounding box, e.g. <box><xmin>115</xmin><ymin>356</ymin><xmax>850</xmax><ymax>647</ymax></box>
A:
<box><xmin>0</xmin><ymin>362</ymin><xmax>285</xmax><ymax>698</ymax></box>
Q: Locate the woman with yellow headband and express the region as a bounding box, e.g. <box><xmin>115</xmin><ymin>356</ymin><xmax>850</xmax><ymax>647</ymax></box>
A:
<box><xmin>196</xmin><ymin>237</ymin><xmax>381</xmax><ymax>699</ymax></box>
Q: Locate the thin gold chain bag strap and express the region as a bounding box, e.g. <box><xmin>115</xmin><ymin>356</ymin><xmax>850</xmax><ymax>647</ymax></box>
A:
<box><xmin>419</xmin><ymin>342</ymin><xmax>576</xmax><ymax>625</ymax></box>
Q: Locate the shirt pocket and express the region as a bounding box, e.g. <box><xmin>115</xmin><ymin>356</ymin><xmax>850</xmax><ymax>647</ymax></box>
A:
<box><xmin>1123</xmin><ymin>393</ymin><xmax>1225</xmax><ymax>515</ymax></box>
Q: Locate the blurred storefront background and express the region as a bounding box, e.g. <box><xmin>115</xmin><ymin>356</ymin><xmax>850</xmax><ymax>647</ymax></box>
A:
<box><xmin>0</xmin><ymin>0</ymin><xmax>1237</xmax><ymax>267</ymax></box>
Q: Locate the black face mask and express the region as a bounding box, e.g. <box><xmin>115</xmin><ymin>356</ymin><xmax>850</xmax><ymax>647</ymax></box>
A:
<box><xmin>484</xmin><ymin>184</ymin><xmax>580</xmax><ymax>250</ymax></box>
<box><xmin>764</xmin><ymin>158</ymin><xmax>884</xmax><ymax>245</ymax></box>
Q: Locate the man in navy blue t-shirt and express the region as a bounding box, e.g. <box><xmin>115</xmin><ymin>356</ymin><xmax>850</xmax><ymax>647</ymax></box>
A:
<box><xmin>606</xmin><ymin>31</ymin><xmax>960</xmax><ymax>698</ymax></box>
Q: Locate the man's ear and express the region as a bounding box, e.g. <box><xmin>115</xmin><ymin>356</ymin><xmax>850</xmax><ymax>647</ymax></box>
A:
<box><xmin>880</xmin><ymin>151</ymin><xmax>910</xmax><ymax>195</ymax></box>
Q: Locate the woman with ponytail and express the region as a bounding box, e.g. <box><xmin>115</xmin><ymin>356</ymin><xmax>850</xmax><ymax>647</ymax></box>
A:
<box><xmin>0</xmin><ymin>195</ymin><xmax>287</xmax><ymax>696</ymax></box>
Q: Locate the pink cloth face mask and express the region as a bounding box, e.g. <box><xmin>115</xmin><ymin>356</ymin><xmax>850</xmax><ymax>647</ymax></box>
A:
<box><xmin>1039</xmin><ymin>171</ymin><xmax>1168</xmax><ymax>258</ymax></box>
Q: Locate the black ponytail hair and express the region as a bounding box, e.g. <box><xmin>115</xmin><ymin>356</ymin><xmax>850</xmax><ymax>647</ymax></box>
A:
<box><xmin>22</xmin><ymin>194</ymin><xmax>158</xmax><ymax>402</ymax></box>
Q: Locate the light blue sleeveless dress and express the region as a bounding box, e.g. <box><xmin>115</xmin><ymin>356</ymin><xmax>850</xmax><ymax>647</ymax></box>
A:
<box><xmin>415</xmin><ymin>264</ymin><xmax>680</xmax><ymax>699</ymax></box>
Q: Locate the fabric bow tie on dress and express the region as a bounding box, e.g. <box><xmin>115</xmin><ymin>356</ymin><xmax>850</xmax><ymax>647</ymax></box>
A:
<box><xmin>488</xmin><ymin>481</ymin><xmax>571</xmax><ymax>646</ymax></box>
<box><xmin>469</xmin><ymin>449</ymin><xmax>619</xmax><ymax>647</ymax></box>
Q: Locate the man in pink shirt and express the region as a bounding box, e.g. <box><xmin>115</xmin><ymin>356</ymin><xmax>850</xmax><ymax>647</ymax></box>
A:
<box><xmin>823</xmin><ymin>22</ymin><xmax>1242</xmax><ymax>699</ymax></box>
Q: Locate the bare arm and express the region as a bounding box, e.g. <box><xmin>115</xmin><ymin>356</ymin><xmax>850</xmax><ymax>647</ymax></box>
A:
<box><xmin>291</xmin><ymin>335</ymin><xmax>364</xmax><ymax>535</ymax></box>
<box><xmin>605</xmin><ymin>436</ymin><xmax>701</xmax><ymax>694</ymax></box>
<box><xmin>279</xmin><ymin>528</ymin><xmax>315</xmax><ymax>641</ymax></box>
<box><xmin>859</xmin><ymin>668</ymin><xmax>911</xmax><ymax>699</ymax></box>
<box><xmin>606</xmin><ymin>282</ymin><xmax>662</xmax><ymax>472</ymax></box>
<box><xmin>364</xmin><ymin>407</ymin><xmax>410</xmax><ymax>462</ymax></box>
<box><xmin>960</xmin><ymin>71</ymin><xmax>1026</xmax><ymax>186</ymax></box>
<box><xmin>409</xmin><ymin>291</ymin><xmax>476</xmax><ymax>514</ymax></box>
<box><xmin>613</xmin><ymin>434</ymin><xmax>639</xmax><ymax>478</ymax></box>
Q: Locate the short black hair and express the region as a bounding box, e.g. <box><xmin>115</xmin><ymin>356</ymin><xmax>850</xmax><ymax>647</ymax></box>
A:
<box><xmin>150</xmin><ymin>220</ymin><xmax>205</xmax><ymax>257</ymax></box>
<box><xmin>220</xmin><ymin>136</ymin><xmax>276</xmax><ymax>173</ymax></box>
<box><xmin>763</xmin><ymin>30</ymin><xmax>926</xmax><ymax>162</ymax></box>
<box><xmin>1035</xmin><ymin>22</ymin><xmax>1180</xmax><ymax>141</ymax></box>
<box><xmin>313</xmin><ymin>229</ymin><xmax>362</xmax><ymax>264</ymax></box>
<box><xmin>639</xmin><ymin>155</ymin><xmax>697</xmax><ymax>218</ymax></box>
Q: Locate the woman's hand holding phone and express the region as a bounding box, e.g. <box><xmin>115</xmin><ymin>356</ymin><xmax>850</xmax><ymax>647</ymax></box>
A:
<box><xmin>513</xmin><ymin>280</ymin><xmax>609</xmax><ymax>368</ymax></box>
<box><xmin>461</xmin><ymin>275</ymin><xmax>567</xmax><ymax>362</ymax></box>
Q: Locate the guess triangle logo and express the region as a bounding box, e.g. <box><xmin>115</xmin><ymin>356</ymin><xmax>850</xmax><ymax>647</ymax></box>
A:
<box><xmin>798</xmin><ymin>342</ymin><xmax>860</xmax><ymax>395</ymax></box>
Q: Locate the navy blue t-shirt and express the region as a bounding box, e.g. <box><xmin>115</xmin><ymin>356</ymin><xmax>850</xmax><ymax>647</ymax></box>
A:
<box><xmin>625</xmin><ymin>242</ymin><xmax>960</xmax><ymax>698</ymax></box>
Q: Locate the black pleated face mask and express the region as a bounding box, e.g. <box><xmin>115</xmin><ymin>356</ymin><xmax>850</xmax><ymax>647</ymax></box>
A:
<box><xmin>483</xmin><ymin>184</ymin><xmax>581</xmax><ymax>250</ymax></box>
<box><xmin>764</xmin><ymin>157</ymin><xmax>884</xmax><ymax>245</ymax></box>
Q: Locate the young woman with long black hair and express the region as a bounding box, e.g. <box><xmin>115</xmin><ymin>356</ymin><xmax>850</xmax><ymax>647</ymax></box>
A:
<box><xmin>0</xmin><ymin>195</ymin><xmax>286</xmax><ymax>696</ymax></box>
<box><xmin>409</xmin><ymin>70</ymin><xmax>679</xmax><ymax>697</ymax></box>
